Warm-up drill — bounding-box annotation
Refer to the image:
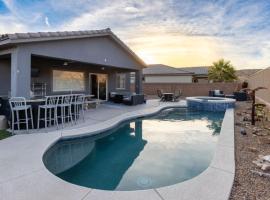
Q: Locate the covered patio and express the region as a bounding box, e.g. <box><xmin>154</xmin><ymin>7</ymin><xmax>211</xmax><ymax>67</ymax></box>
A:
<box><xmin>0</xmin><ymin>29</ymin><xmax>146</xmax><ymax>132</ymax></box>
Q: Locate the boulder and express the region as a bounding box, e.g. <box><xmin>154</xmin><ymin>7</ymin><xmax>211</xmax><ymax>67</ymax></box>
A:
<box><xmin>253</xmin><ymin>155</ymin><xmax>270</xmax><ymax>171</ymax></box>
<box><xmin>248</xmin><ymin>147</ymin><xmax>259</xmax><ymax>153</ymax></box>
<box><xmin>263</xmin><ymin>155</ymin><xmax>270</xmax><ymax>162</ymax></box>
<box><xmin>240</xmin><ymin>128</ymin><xmax>247</xmax><ymax>135</ymax></box>
<box><xmin>262</xmin><ymin>164</ymin><xmax>270</xmax><ymax>171</ymax></box>
<box><xmin>0</xmin><ymin>115</ymin><xmax>7</xmax><ymax>130</ymax></box>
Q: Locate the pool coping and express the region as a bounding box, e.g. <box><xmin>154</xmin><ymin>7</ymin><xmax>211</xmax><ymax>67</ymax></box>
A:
<box><xmin>186</xmin><ymin>96</ymin><xmax>236</xmax><ymax>103</ymax></box>
<box><xmin>0</xmin><ymin>101</ymin><xmax>235</xmax><ymax>200</ymax></box>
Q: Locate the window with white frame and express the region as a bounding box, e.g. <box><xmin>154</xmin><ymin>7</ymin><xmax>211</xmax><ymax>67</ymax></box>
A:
<box><xmin>53</xmin><ymin>70</ymin><xmax>85</xmax><ymax>92</ymax></box>
<box><xmin>116</xmin><ymin>73</ymin><xmax>126</xmax><ymax>89</ymax></box>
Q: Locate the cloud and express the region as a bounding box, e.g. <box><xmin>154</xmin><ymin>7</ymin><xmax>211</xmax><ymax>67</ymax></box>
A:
<box><xmin>124</xmin><ymin>6</ymin><xmax>139</xmax><ymax>13</ymax></box>
<box><xmin>0</xmin><ymin>0</ymin><xmax>270</xmax><ymax>69</ymax></box>
<box><xmin>0</xmin><ymin>14</ymin><xmax>28</xmax><ymax>33</ymax></box>
<box><xmin>45</xmin><ymin>16</ymin><xmax>50</xmax><ymax>27</ymax></box>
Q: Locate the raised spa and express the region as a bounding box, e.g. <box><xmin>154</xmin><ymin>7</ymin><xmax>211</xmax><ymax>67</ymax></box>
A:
<box><xmin>43</xmin><ymin>108</ymin><xmax>224</xmax><ymax>191</ymax></box>
<box><xmin>187</xmin><ymin>96</ymin><xmax>236</xmax><ymax>111</ymax></box>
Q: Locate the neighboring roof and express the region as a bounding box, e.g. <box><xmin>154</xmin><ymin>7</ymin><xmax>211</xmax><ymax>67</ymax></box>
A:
<box><xmin>179</xmin><ymin>66</ymin><xmax>209</xmax><ymax>75</ymax></box>
<box><xmin>143</xmin><ymin>64</ymin><xmax>193</xmax><ymax>75</ymax></box>
<box><xmin>0</xmin><ymin>28</ymin><xmax>146</xmax><ymax>67</ymax></box>
<box><xmin>236</xmin><ymin>69</ymin><xmax>262</xmax><ymax>77</ymax></box>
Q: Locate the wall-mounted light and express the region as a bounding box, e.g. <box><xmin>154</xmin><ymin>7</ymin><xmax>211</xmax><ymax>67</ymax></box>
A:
<box><xmin>63</xmin><ymin>62</ymin><xmax>68</xmax><ymax>66</ymax></box>
<box><xmin>104</xmin><ymin>58</ymin><xmax>107</xmax><ymax>62</ymax></box>
<box><xmin>101</xmin><ymin>67</ymin><xmax>105</xmax><ymax>70</ymax></box>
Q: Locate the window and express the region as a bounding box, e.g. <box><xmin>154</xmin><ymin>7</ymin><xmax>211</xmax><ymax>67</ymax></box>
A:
<box><xmin>116</xmin><ymin>73</ymin><xmax>126</xmax><ymax>89</ymax></box>
<box><xmin>53</xmin><ymin>70</ymin><xmax>85</xmax><ymax>92</ymax></box>
<box><xmin>130</xmin><ymin>72</ymin><xmax>135</xmax><ymax>84</ymax></box>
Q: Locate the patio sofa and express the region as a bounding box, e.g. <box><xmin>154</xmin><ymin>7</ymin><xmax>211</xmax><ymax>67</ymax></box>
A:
<box><xmin>109</xmin><ymin>92</ymin><xmax>145</xmax><ymax>105</ymax></box>
<box><xmin>233</xmin><ymin>91</ymin><xmax>247</xmax><ymax>101</ymax></box>
<box><xmin>123</xmin><ymin>94</ymin><xmax>145</xmax><ymax>106</ymax></box>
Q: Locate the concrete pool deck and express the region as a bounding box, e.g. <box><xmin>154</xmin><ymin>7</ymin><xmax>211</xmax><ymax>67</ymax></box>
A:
<box><xmin>0</xmin><ymin>100</ymin><xmax>235</xmax><ymax>200</ymax></box>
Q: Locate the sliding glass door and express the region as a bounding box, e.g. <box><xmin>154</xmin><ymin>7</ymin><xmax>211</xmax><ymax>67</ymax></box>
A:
<box><xmin>89</xmin><ymin>73</ymin><xmax>108</xmax><ymax>100</ymax></box>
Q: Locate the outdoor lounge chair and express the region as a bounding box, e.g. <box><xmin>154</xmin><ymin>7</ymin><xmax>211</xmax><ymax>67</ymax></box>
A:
<box><xmin>209</xmin><ymin>90</ymin><xmax>225</xmax><ymax>97</ymax></box>
<box><xmin>157</xmin><ymin>90</ymin><xmax>165</xmax><ymax>101</ymax></box>
<box><xmin>173</xmin><ymin>90</ymin><xmax>182</xmax><ymax>102</ymax></box>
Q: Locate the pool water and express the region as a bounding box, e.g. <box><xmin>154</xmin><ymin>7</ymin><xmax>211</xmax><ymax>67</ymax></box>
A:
<box><xmin>44</xmin><ymin>108</ymin><xmax>224</xmax><ymax>191</ymax></box>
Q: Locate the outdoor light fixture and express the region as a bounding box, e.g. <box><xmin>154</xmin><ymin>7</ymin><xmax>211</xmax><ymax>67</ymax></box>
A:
<box><xmin>63</xmin><ymin>62</ymin><xmax>68</xmax><ymax>66</ymax></box>
<box><xmin>101</xmin><ymin>67</ymin><xmax>105</xmax><ymax>70</ymax></box>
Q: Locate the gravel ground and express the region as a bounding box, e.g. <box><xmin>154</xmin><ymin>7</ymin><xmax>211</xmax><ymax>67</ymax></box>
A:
<box><xmin>230</xmin><ymin>102</ymin><xmax>270</xmax><ymax>200</ymax></box>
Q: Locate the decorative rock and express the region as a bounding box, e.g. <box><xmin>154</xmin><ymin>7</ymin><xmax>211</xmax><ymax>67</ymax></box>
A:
<box><xmin>248</xmin><ymin>147</ymin><xmax>259</xmax><ymax>153</ymax></box>
<box><xmin>253</xmin><ymin>160</ymin><xmax>263</xmax><ymax>168</ymax></box>
<box><xmin>245</xmin><ymin>122</ymin><xmax>251</xmax><ymax>127</ymax></box>
<box><xmin>262</xmin><ymin>164</ymin><xmax>270</xmax><ymax>171</ymax></box>
<box><xmin>252</xmin><ymin>127</ymin><xmax>265</xmax><ymax>136</ymax></box>
<box><xmin>259</xmin><ymin>138</ymin><xmax>270</xmax><ymax>144</ymax></box>
<box><xmin>256</xmin><ymin>127</ymin><xmax>263</xmax><ymax>131</ymax></box>
<box><xmin>253</xmin><ymin>130</ymin><xmax>267</xmax><ymax>136</ymax></box>
<box><xmin>253</xmin><ymin>155</ymin><xmax>270</xmax><ymax>171</ymax></box>
<box><xmin>243</xmin><ymin>116</ymin><xmax>249</xmax><ymax>121</ymax></box>
<box><xmin>240</xmin><ymin>128</ymin><xmax>247</xmax><ymax>135</ymax></box>
<box><xmin>235</xmin><ymin>122</ymin><xmax>242</xmax><ymax>126</ymax></box>
<box><xmin>236</xmin><ymin>112</ymin><xmax>242</xmax><ymax>116</ymax></box>
<box><xmin>262</xmin><ymin>155</ymin><xmax>270</xmax><ymax>162</ymax></box>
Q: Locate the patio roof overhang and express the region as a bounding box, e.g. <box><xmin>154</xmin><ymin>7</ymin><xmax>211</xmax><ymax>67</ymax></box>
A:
<box><xmin>31</xmin><ymin>55</ymin><xmax>139</xmax><ymax>73</ymax></box>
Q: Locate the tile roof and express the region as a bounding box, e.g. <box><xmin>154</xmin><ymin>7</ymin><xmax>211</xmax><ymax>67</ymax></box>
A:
<box><xmin>0</xmin><ymin>29</ymin><xmax>111</xmax><ymax>42</ymax></box>
<box><xmin>0</xmin><ymin>28</ymin><xmax>146</xmax><ymax>67</ymax></box>
<box><xmin>143</xmin><ymin>64</ymin><xmax>193</xmax><ymax>75</ymax></box>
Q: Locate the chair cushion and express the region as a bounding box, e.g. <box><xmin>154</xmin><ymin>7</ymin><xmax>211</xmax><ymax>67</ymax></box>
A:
<box><xmin>214</xmin><ymin>90</ymin><xmax>220</xmax><ymax>95</ymax></box>
<box><xmin>110</xmin><ymin>92</ymin><xmax>116</xmax><ymax>98</ymax></box>
<box><xmin>123</xmin><ymin>97</ymin><xmax>131</xmax><ymax>101</ymax></box>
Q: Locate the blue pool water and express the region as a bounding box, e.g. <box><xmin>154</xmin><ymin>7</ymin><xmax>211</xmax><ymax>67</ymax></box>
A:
<box><xmin>43</xmin><ymin>108</ymin><xmax>224</xmax><ymax>191</ymax></box>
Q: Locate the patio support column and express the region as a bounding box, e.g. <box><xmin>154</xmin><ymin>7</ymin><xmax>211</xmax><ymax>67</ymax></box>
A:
<box><xmin>11</xmin><ymin>48</ymin><xmax>31</xmax><ymax>98</ymax></box>
<box><xmin>135</xmin><ymin>70</ymin><xmax>143</xmax><ymax>94</ymax></box>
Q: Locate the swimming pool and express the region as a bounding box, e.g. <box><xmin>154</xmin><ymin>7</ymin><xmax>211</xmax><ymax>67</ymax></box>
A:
<box><xmin>43</xmin><ymin>108</ymin><xmax>224</xmax><ymax>191</ymax></box>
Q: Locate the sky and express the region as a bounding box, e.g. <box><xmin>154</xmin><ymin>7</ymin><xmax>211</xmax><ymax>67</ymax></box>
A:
<box><xmin>0</xmin><ymin>0</ymin><xmax>270</xmax><ymax>69</ymax></box>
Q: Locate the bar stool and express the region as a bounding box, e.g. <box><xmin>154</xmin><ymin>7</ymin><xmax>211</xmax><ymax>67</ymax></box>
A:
<box><xmin>37</xmin><ymin>96</ymin><xmax>59</xmax><ymax>130</ymax></box>
<box><xmin>72</xmin><ymin>94</ymin><xmax>85</xmax><ymax>122</ymax></box>
<box><xmin>9</xmin><ymin>97</ymin><xmax>34</xmax><ymax>134</ymax></box>
<box><xmin>57</xmin><ymin>95</ymin><xmax>73</xmax><ymax>128</ymax></box>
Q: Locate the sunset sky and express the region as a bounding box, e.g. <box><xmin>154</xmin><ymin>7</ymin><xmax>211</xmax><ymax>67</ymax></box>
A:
<box><xmin>0</xmin><ymin>0</ymin><xmax>270</xmax><ymax>69</ymax></box>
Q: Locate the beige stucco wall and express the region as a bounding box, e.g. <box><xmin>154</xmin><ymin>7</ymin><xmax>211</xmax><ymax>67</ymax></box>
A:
<box><xmin>142</xmin><ymin>82</ymin><xmax>239</xmax><ymax>97</ymax></box>
<box><xmin>248</xmin><ymin>67</ymin><xmax>270</xmax><ymax>106</ymax></box>
<box><xmin>144</xmin><ymin>75</ymin><xmax>192</xmax><ymax>83</ymax></box>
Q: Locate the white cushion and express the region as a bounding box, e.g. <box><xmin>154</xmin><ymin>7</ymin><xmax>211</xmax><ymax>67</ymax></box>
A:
<box><xmin>214</xmin><ymin>90</ymin><xmax>220</xmax><ymax>95</ymax></box>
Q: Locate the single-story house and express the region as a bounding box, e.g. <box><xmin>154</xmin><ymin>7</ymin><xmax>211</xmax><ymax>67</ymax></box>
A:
<box><xmin>178</xmin><ymin>66</ymin><xmax>209</xmax><ymax>83</ymax></box>
<box><xmin>0</xmin><ymin>28</ymin><xmax>145</xmax><ymax>100</ymax></box>
<box><xmin>143</xmin><ymin>64</ymin><xmax>194</xmax><ymax>83</ymax></box>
